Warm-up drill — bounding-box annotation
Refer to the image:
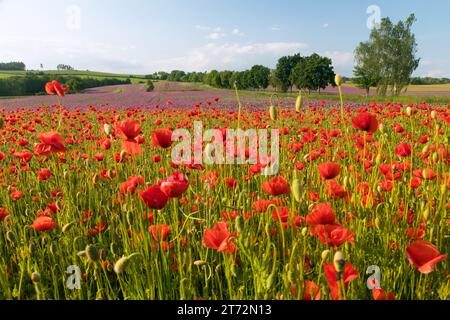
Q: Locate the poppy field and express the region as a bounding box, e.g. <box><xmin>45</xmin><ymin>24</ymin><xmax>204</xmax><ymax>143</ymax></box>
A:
<box><xmin>0</xmin><ymin>81</ymin><xmax>449</xmax><ymax>300</ymax></box>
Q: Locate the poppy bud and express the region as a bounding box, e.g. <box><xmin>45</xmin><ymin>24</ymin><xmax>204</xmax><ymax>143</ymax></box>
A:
<box><xmin>432</xmin><ymin>152</ymin><xmax>438</xmax><ymax>163</ymax></box>
<box><xmin>269</xmin><ymin>105</ymin><xmax>277</xmax><ymax>121</ymax></box>
<box><xmin>430</xmin><ymin>111</ymin><xmax>437</xmax><ymax>119</ymax></box>
<box><xmin>291</xmin><ymin>178</ymin><xmax>303</xmax><ymax>203</ymax></box>
<box><xmin>343</xmin><ymin>176</ymin><xmax>349</xmax><ymax>188</ymax></box>
<box><xmin>375</xmin><ymin>217</ymin><xmax>380</xmax><ymax>229</ymax></box>
<box><xmin>114</xmin><ymin>256</ymin><xmax>129</xmax><ymax>274</ymax></box>
<box><xmin>375</xmin><ymin>154</ymin><xmax>382</xmax><ymax>165</ymax></box>
<box><xmin>406</xmin><ymin>107</ymin><xmax>412</xmax><ymax>117</ymax></box>
<box><xmin>6</xmin><ymin>231</ymin><xmax>16</xmax><ymax>244</ymax></box>
<box><xmin>376</xmin><ymin>185</ymin><xmax>382</xmax><ymax>193</ymax></box>
<box><xmin>295</xmin><ymin>93</ymin><xmax>303</xmax><ymax>112</ymax></box>
<box><xmin>321</xmin><ymin>249</ymin><xmax>330</xmax><ymax>261</ymax></box>
<box><xmin>0</xmin><ymin>117</ymin><xmax>4</xmax><ymax>129</ymax></box>
<box><xmin>235</xmin><ymin>215</ymin><xmax>244</xmax><ymax>234</ymax></box>
<box><xmin>440</xmin><ymin>184</ymin><xmax>447</xmax><ymax>195</ymax></box>
<box><xmin>379</xmin><ymin>123</ymin><xmax>384</xmax><ymax>133</ymax></box>
<box><xmin>215</xmin><ymin>264</ymin><xmax>222</xmax><ymax>274</ymax></box>
<box><xmin>120</xmin><ymin>150</ymin><xmax>126</xmax><ymax>160</ymax></box>
<box><xmin>422</xmin><ymin>145</ymin><xmax>429</xmax><ymax>154</ymax></box>
<box><xmin>104</xmin><ymin>124</ymin><xmax>112</xmax><ymax>135</ymax></box>
<box><xmin>31</xmin><ymin>271</ymin><xmax>41</xmax><ymax>283</ymax></box>
<box><xmin>50</xmin><ymin>243</ymin><xmax>57</xmax><ymax>255</ymax></box>
<box><xmin>335</xmin><ymin>74</ymin><xmax>343</xmax><ymax>86</ymax></box>
<box><xmin>301</xmin><ymin>227</ymin><xmax>308</xmax><ymax>237</ymax></box>
<box><xmin>423</xmin><ymin>208</ymin><xmax>429</xmax><ymax>221</ymax></box>
<box><xmin>333</xmin><ymin>251</ymin><xmax>345</xmax><ymax>274</ymax></box>
<box><xmin>86</xmin><ymin>244</ymin><xmax>100</xmax><ymax>262</ymax></box>
<box><xmin>194</xmin><ymin>260</ymin><xmax>206</xmax><ymax>267</ymax></box>
<box><xmin>110</xmin><ymin>242</ymin><xmax>120</xmax><ymax>256</ymax></box>
<box><xmin>62</xmin><ymin>222</ymin><xmax>75</xmax><ymax>233</ymax></box>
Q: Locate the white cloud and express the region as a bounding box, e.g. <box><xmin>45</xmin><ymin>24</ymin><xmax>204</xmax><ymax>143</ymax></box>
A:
<box><xmin>271</xmin><ymin>25</ymin><xmax>281</xmax><ymax>31</ymax></box>
<box><xmin>322</xmin><ymin>23</ymin><xmax>329</xmax><ymax>28</ymax></box>
<box><xmin>207</xmin><ymin>32</ymin><xmax>227</xmax><ymax>40</ymax></box>
<box><xmin>232</xmin><ymin>28</ymin><xmax>244</xmax><ymax>36</ymax></box>
<box><xmin>152</xmin><ymin>42</ymin><xmax>308</xmax><ymax>71</ymax></box>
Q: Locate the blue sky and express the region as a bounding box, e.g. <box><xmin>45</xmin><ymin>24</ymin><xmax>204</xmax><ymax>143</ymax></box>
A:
<box><xmin>0</xmin><ymin>0</ymin><xmax>449</xmax><ymax>76</ymax></box>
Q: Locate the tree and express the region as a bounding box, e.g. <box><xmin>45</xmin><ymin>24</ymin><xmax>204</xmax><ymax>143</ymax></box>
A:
<box><xmin>272</xmin><ymin>54</ymin><xmax>302</xmax><ymax>92</ymax></box>
<box><xmin>57</xmin><ymin>64</ymin><xmax>74</xmax><ymax>71</ymax></box>
<box><xmin>0</xmin><ymin>61</ymin><xmax>26</xmax><ymax>71</ymax></box>
<box><xmin>168</xmin><ymin>70</ymin><xmax>186</xmax><ymax>82</ymax></box>
<box><xmin>219</xmin><ymin>70</ymin><xmax>233</xmax><ymax>88</ymax></box>
<box><xmin>354</xmin><ymin>14</ymin><xmax>420</xmax><ymax>96</ymax></box>
<box><xmin>146</xmin><ymin>80</ymin><xmax>155</xmax><ymax>92</ymax></box>
<box><xmin>353</xmin><ymin>42</ymin><xmax>381</xmax><ymax>96</ymax></box>
<box><xmin>291</xmin><ymin>54</ymin><xmax>335</xmax><ymax>93</ymax></box>
<box><xmin>250</xmin><ymin>65</ymin><xmax>270</xmax><ymax>90</ymax></box>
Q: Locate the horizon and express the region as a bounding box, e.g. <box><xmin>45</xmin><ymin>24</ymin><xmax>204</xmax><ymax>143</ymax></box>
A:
<box><xmin>0</xmin><ymin>0</ymin><xmax>450</xmax><ymax>77</ymax></box>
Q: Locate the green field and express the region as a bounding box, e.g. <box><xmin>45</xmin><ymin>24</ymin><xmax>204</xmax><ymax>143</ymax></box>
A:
<box><xmin>0</xmin><ymin>70</ymin><xmax>149</xmax><ymax>84</ymax></box>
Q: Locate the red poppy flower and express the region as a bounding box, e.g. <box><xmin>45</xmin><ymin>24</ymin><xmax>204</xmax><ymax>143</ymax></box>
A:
<box><xmin>45</xmin><ymin>80</ymin><xmax>70</xmax><ymax>97</ymax></box>
<box><xmin>306</xmin><ymin>203</ymin><xmax>336</xmax><ymax>226</ymax></box>
<box><xmin>224</xmin><ymin>178</ymin><xmax>238</xmax><ymax>190</ymax></box>
<box><xmin>252</xmin><ymin>199</ymin><xmax>273</xmax><ymax>213</ymax></box>
<box><xmin>325</xmin><ymin>180</ymin><xmax>348</xmax><ymax>199</ymax></box>
<box><xmin>203</xmin><ymin>222</ymin><xmax>237</xmax><ymax>254</ymax></box>
<box><xmin>372</xmin><ymin>289</ymin><xmax>395</xmax><ymax>300</ymax></box>
<box><xmin>317</xmin><ymin>162</ymin><xmax>341</xmax><ymax>180</ymax></box>
<box><xmin>315</xmin><ymin>224</ymin><xmax>354</xmax><ymax>248</ymax></box>
<box><xmin>323</xmin><ymin>262</ymin><xmax>359</xmax><ymax>300</ymax></box>
<box><xmin>117</xmin><ymin>119</ymin><xmax>142</xmax><ymax>155</ymax></box>
<box><xmin>117</xmin><ymin>119</ymin><xmax>142</xmax><ymax>140</ymax></box>
<box><xmin>290</xmin><ymin>280</ymin><xmax>321</xmax><ymax>300</ymax></box>
<box><xmin>149</xmin><ymin>224</ymin><xmax>171</xmax><ymax>241</ymax></box>
<box><xmin>0</xmin><ymin>208</ymin><xmax>10</xmax><ymax>221</ymax></box>
<box><xmin>140</xmin><ymin>185</ymin><xmax>169</xmax><ymax>209</ymax></box>
<box><xmin>406</xmin><ymin>240</ymin><xmax>447</xmax><ymax>274</ymax></box>
<box><xmin>262</xmin><ymin>176</ymin><xmax>290</xmax><ymax>196</ymax></box>
<box><xmin>31</xmin><ymin>216</ymin><xmax>57</xmax><ymax>232</ymax></box>
<box><xmin>35</xmin><ymin>131</ymin><xmax>66</xmax><ymax>155</ymax></box>
<box><xmin>395</xmin><ymin>143</ymin><xmax>412</xmax><ymax>157</ymax></box>
<box><xmin>160</xmin><ymin>171</ymin><xmax>189</xmax><ymax>198</ymax></box>
<box><xmin>351</xmin><ymin>112</ymin><xmax>378</xmax><ymax>133</ymax></box>
<box><xmin>152</xmin><ymin>129</ymin><xmax>173</xmax><ymax>149</ymax></box>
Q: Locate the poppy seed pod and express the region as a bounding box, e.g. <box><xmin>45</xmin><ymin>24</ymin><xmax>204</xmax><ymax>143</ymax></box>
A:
<box><xmin>295</xmin><ymin>93</ymin><xmax>303</xmax><ymax>112</ymax></box>
<box><xmin>333</xmin><ymin>251</ymin><xmax>346</xmax><ymax>274</ymax></box>
<box><xmin>335</xmin><ymin>74</ymin><xmax>343</xmax><ymax>86</ymax></box>
<box><xmin>104</xmin><ymin>124</ymin><xmax>112</xmax><ymax>135</ymax></box>
<box><xmin>291</xmin><ymin>178</ymin><xmax>303</xmax><ymax>203</ymax></box>
<box><xmin>86</xmin><ymin>244</ymin><xmax>100</xmax><ymax>262</ymax></box>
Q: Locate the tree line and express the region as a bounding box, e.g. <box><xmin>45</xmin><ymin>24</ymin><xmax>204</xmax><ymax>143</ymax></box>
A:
<box><xmin>0</xmin><ymin>62</ymin><xmax>26</xmax><ymax>71</ymax></box>
<box><xmin>0</xmin><ymin>75</ymin><xmax>130</xmax><ymax>96</ymax></box>
<box><xmin>145</xmin><ymin>53</ymin><xmax>336</xmax><ymax>93</ymax></box>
